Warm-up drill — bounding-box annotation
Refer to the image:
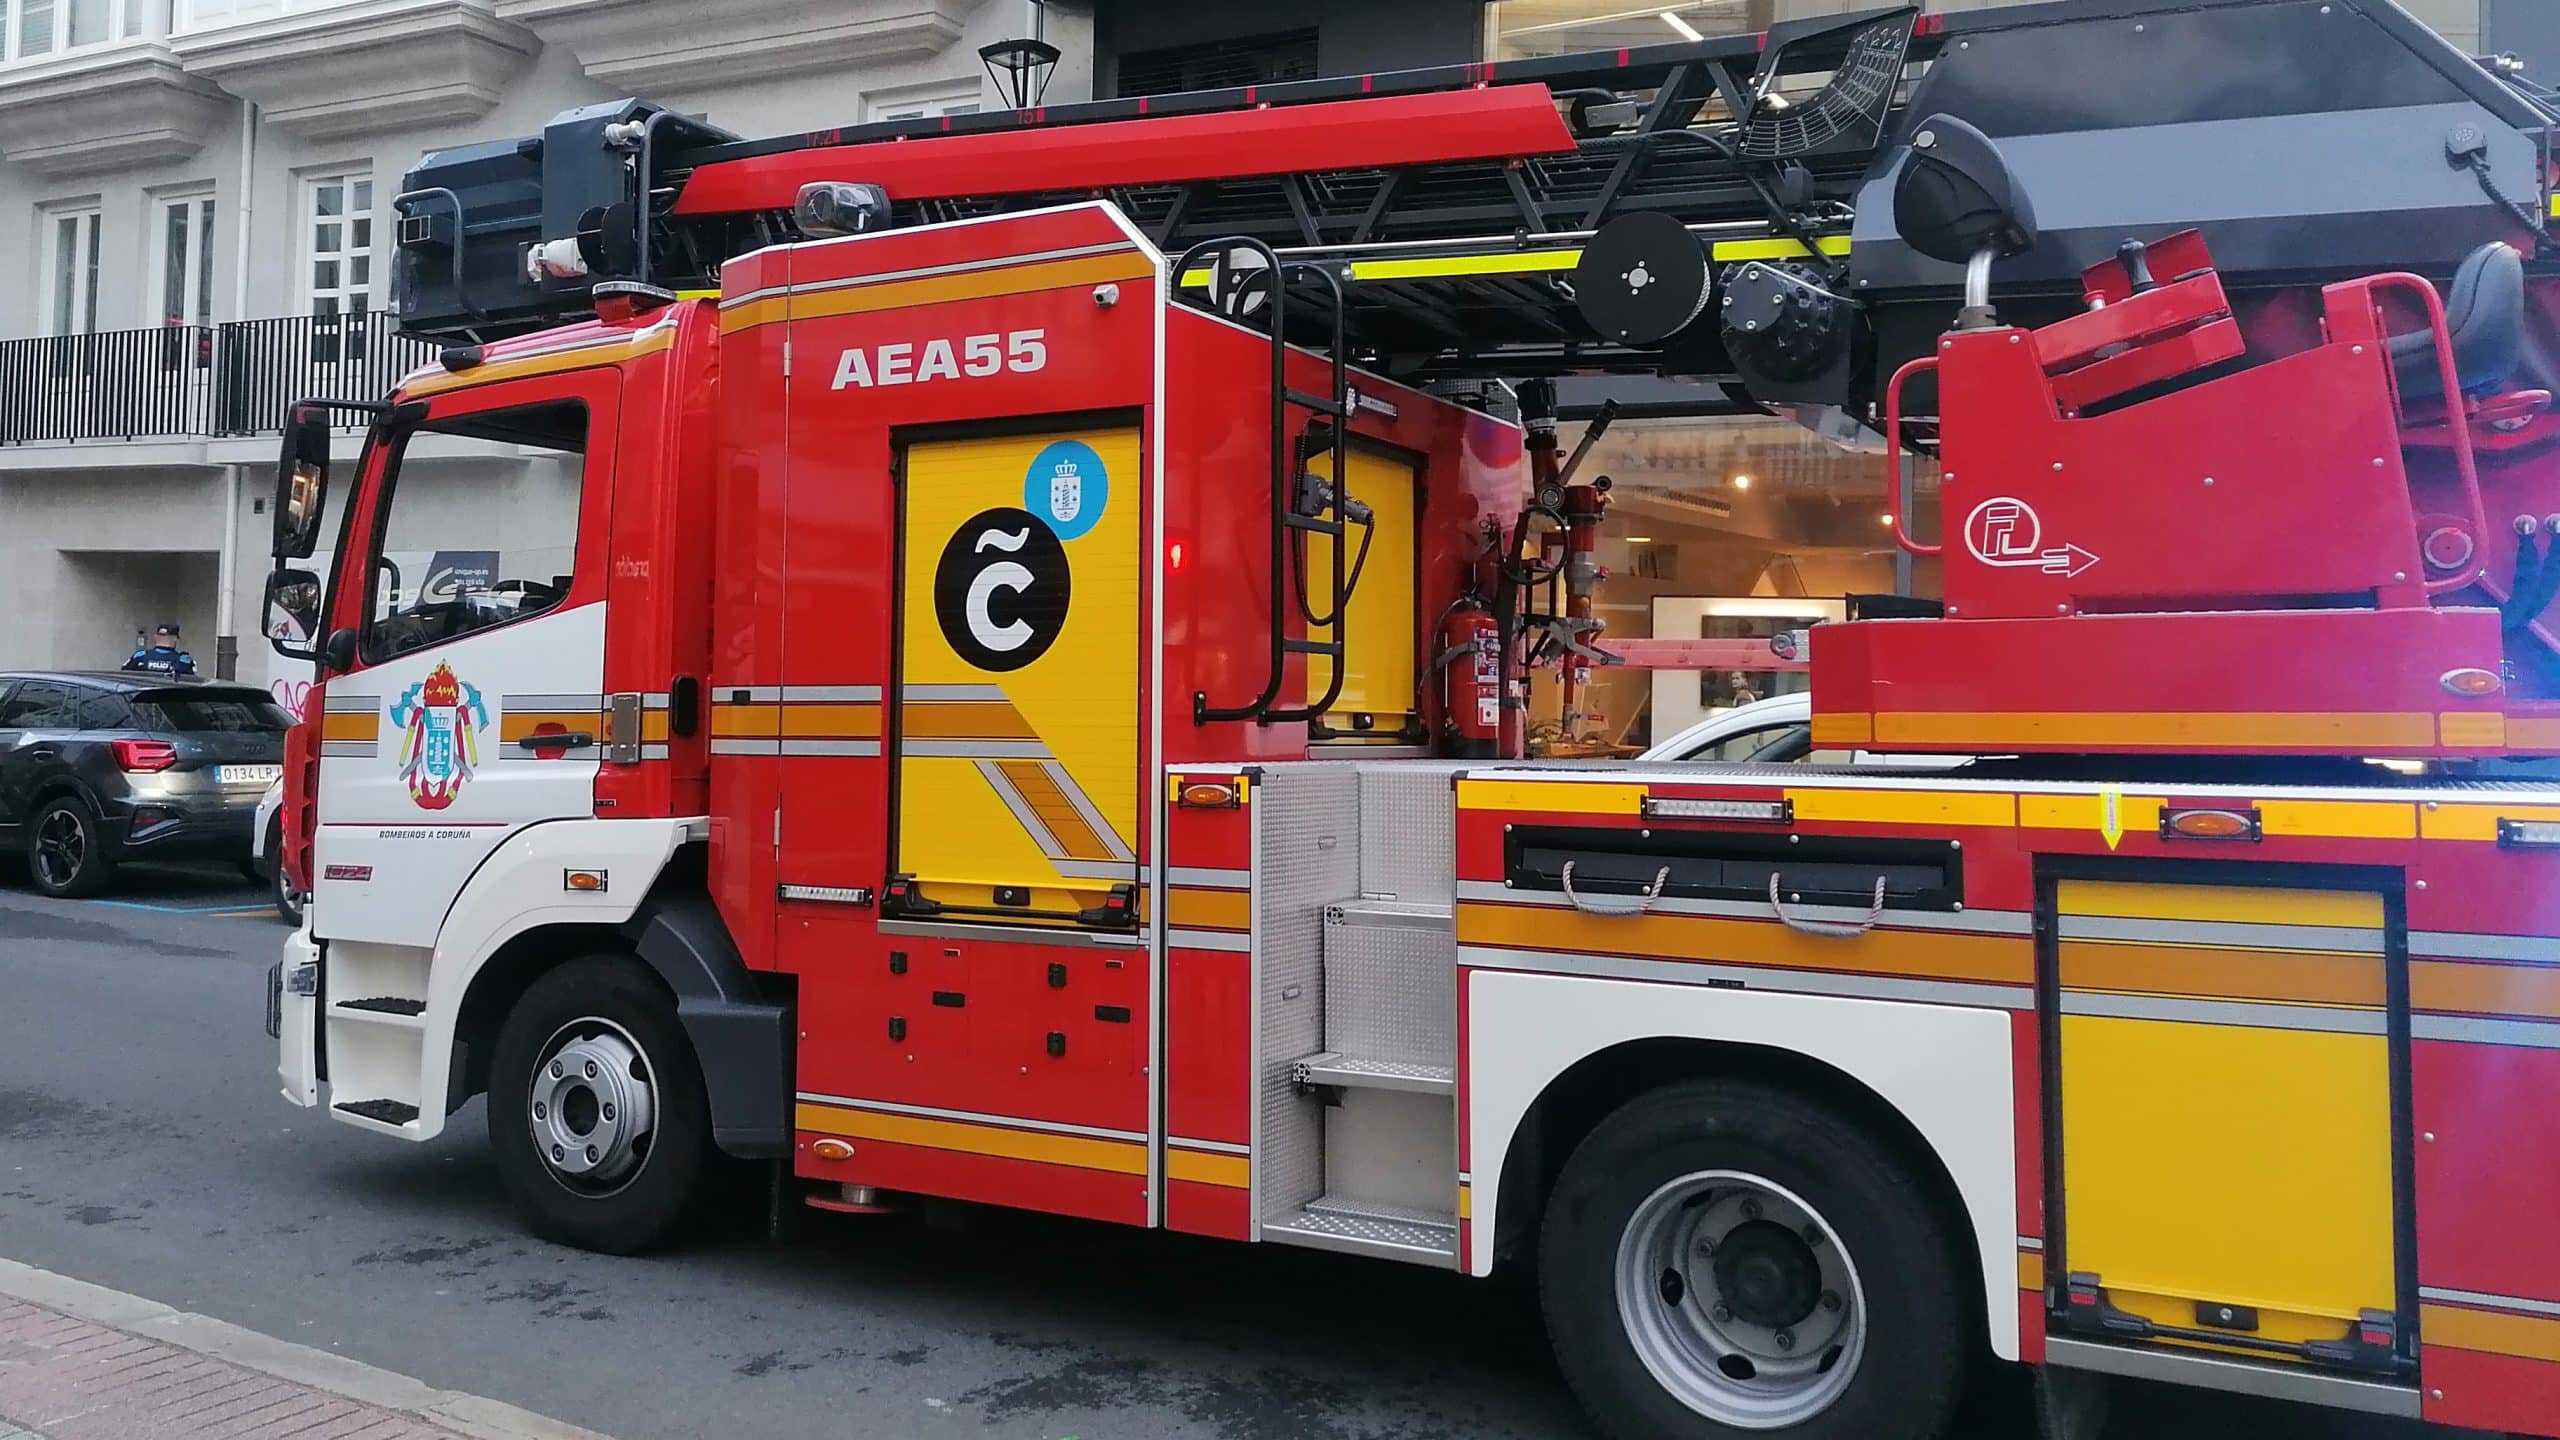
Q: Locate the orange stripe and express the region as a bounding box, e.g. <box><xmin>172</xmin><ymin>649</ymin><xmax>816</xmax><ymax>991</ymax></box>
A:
<box><xmin>2421</xmin><ymin>1303</ymin><xmax>2560</xmax><ymax>1362</ymax></box>
<box><xmin>1169</xmin><ymin>886</ymin><xmax>1251</xmax><ymax>932</ymax></box>
<box><xmin>996</xmin><ymin>761</ymin><xmax>1113</xmax><ymax>861</ymax></box>
<box><xmin>778</xmin><ymin>702</ymin><xmax>881</xmax><ymax>739</ymax></box>
<box><xmin>1165</xmin><ymin>1148</ymin><xmax>1249</xmax><ymax>1188</ymax></box>
<box><xmin>2411</xmin><ymin>959</ymin><xmax>2560</xmax><ymax>1020</ymax></box>
<box><xmin>321</xmin><ymin>711</ymin><xmax>378</xmax><ymax>741</ymax></box>
<box><xmin>2059</xmin><ymin>940</ymin><xmax>2384</xmax><ymax>1008</ymax></box>
<box><xmin>1457</xmin><ymin>900</ymin><xmax>2031</xmax><ymax>986</ymax></box>
<box><xmin>794</xmin><ymin>1102</ymin><xmax>1142</xmax><ymax>1175</ymax></box>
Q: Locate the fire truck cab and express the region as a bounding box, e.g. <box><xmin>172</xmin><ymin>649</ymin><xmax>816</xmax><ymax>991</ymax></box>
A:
<box><xmin>264</xmin><ymin>4</ymin><xmax>2560</xmax><ymax>1437</ymax></box>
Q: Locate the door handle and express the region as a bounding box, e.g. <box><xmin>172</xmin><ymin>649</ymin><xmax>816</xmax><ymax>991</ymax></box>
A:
<box><xmin>516</xmin><ymin>731</ymin><xmax>595</xmax><ymax>752</ymax></box>
<box><xmin>28</xmin><ymin>748</ymin><xmax>57</xmax><ymax>760</ymax></box>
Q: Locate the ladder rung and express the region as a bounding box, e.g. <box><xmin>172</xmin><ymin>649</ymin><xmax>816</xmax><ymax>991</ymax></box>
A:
<box><xmin>1282</xmin><ymin>512</ymin><xmax>1343</xmax><ymax>536</ymax></box>
<box><xmin>1284</xmin><ymin>387</ymin><xmax>1346</xmax><ymax>417</ymax></box>
<box><xmin>1284</xmin><ymin>638</ymin><xmax>1342</xmax><ymax>656</ymax></box>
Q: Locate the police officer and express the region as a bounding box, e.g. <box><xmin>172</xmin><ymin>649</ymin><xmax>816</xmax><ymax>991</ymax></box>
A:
<box><xmin>123</xmin><ymin>623</ymin><xmax>197</xmax><ymax>678</ymax></box>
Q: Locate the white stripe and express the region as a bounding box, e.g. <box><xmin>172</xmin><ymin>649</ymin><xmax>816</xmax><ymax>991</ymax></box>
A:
<box><xmin>903</xmin><ymin>683</ymin><xmax>1010</xmax><ymax>702</ymax></box>
<box><xmin>720</xmin><ymin>239</ymin><xmax>1142</xmax><ymax>309</ymax></box>
<box><xmin>322</xmin><ymin>694</ymin><xmax>377</xmax><ymax>711</ymax></box>
<box><xmin>2059</xmin><ymin>990</ymin><xmax>2384</xmax><ymax>1035</ymax></box>
<box><xmin>711</xmin><ymin>738</ymin><xmax>780</xmax><ymax>756</ymax></box>
<box><xmin>2419</xmin><ymin>1285</ymin><xmax>2560</xmax><ymax>1317</ymax></box>
<box><xmin>2412</xmin><ymin>1013</ymin><xmax>2560</xmax><ymax>1049</ymax></box>
<box><xmin>782</xmin><ymin>684</ymin><xmax>882</xmax><ymax>702</ymax></box>
<box><xmin>1170</xmin><ymin>1137</ymin><xmax>1250</xmax><ymax>1156</ymax></box>
<box><xmin>795</xmin><ymin>1092</ymin><xmax>1146</xmax><ymax>1144</ymax></box>
<box><xmin>1167</xmin><ymin>928</ymin><xmax>1251</xmax><ymax>952</ymax></box>
<box><xmin>1457</xmin><ymin>943</ymin><xmax>2030</xmax><ymax>1010</ymax></box>
<box><xmin>904</xmin><ymin>739</ymin><xmax>1050</xmax><ymax>758</ymax></box>
<box><xmin>2410</xmin><ymin>930</ymin><xmax>2560</xmax><ymax>964</ymax></box>
<box><xmin>2058</xmin><ymin>914</ymin><xmax>2382</xmax><ymax>954</ymax></box>
<box><xmin>2017</xmin><ymin>1236</ymin><xmax>2045</xmax><ymax>1252</ymax></box>
<box><xmin>639</xmin><ymin>743</ymin><xmax>670</xmax><ymax>761</ymax></box>
<box><xmin>319</xmin><ymin>742</ymin><xmax>377</xmax><ymax>757</ymax></box>
<box><xmin>1167</xmin><ymin>866</ymin><xmax>1251</xmax><ymax>888</ymax></box>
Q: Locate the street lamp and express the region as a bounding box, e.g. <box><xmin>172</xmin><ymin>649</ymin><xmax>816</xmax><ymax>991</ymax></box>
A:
<box><xmin>980</xmin><ymin>36</ymin><xmax>1062</xmax><ymax>109</ymax></box>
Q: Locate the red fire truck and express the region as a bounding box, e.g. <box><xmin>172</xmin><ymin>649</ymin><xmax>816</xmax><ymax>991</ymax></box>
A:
<box><xmin>263</xmin><ymin>3</ymin><xmax>2560</xmax><ymax>1436</ymax></box>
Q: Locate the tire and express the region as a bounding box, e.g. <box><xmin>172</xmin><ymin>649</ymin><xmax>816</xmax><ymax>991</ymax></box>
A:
<box><xmin>486</xmin><ymin>955</ymin><xmax>712</xmax><ymax>1254</ymax></box>
<box><xmin>1539</xmin><ymin>1079</ymin><xmax>1967</xmax><ymax>1440</ymax></box>
<box><xmin>267</xmin><ymin>818</ymin><xmax>305</xmax><ymax>927</ymax></box>
<box><xmin>26</xmin><ymin>795</ymin><xmax>115</xmax><ymax>899</ymax></box>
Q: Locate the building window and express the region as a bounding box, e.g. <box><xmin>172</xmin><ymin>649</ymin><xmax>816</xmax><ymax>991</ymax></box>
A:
<box><xmin>156</xmin><ymin>192</ymin><xmax>217</xmax><ymax>368</ymax></box>
<box><xmin>305</xmin><ymin>170</ymin><xmax>373</xmax><ymax>363</ymax></box>
<box><xmin>6</xmin><ymin>0</ymin><xmax>135</xmax><ymax>61</ymax></box>
<box><xmin>1116</xmin><ymin>28</ymin><xmax>1316</xmax><ymax>98</ymax></box>
<box><xmin>866</xmin><ymin>80</ymin><xmax>983</xmax><ymax>122</ymax></box>
<box><xmin>42</xmin><ymin>206</ymin><xmax>100</xmax><ymax>337</ymax></box>
<box><xmin>1489</xmin><ymin>1</ymin><xmax>1750</xmax><ymax>61</ymax></box>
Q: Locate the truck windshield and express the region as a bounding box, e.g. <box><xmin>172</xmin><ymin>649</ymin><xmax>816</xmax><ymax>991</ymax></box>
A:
<box><xmin>363</xmin><ymin>399</ymin><xmax>589</xmax><ymax>662</ymax></box>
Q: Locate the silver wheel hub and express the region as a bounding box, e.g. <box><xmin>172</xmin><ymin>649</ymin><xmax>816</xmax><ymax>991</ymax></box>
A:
<box><xmin>527</xmin><ymin>1021</ymin><xmax>655</xmax><ymax>1193</ymax></box>
<box><xmin>1616</xmin><ymin>1170</ymin><xmax>1866</xmax><ymax>1429</ymax></box>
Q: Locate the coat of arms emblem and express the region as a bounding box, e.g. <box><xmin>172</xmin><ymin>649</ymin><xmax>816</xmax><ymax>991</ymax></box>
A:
<box><xmin>1047</xmin><ymin>454</ymin><xmax>1083</xmax><ymax>525</ymax></box>
<box><xmin>390</xmin><ymin>662</ymin><xmax>490</xmax><ymax>810</ymax></box>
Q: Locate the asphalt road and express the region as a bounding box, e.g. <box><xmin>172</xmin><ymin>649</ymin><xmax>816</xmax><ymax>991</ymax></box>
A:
<box><xmin>0</xmin><ymin>861</ymin><xmax>2455</xmax><ymax>1440</ymax></box>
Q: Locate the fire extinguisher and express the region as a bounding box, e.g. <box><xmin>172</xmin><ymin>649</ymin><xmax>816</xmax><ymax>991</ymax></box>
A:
<box><xmin>1438</xmin><ymin>590</ymin><xmax>1503</xmax><ymax>758</ymax></box>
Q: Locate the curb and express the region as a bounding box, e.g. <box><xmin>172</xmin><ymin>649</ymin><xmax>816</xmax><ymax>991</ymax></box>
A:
<box><xmin>0</xmin><ymin>1257</ymin><xmax>609</xmax><ymax>1440</ymax></box>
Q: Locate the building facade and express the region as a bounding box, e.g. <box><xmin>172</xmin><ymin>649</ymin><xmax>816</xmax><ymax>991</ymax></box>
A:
<box><xmin>0</xmin><ymin>0</ymin><xmax>2533</xmax><ymax>742</ymax></box>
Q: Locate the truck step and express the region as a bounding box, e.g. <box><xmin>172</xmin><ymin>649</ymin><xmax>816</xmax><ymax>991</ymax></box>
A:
<box><xmin>1265</xmin><ymin>1195</ymin><xmax>1457</xmax><ymax>1266</ymax></box>
<box><xmin>339</xmin><ymin>996</ymin><xmax>426</xmax><ymax>1016</ymax></box>
<box><xmin>1289</xmin><ymin>1051</ymin><xmax>1455</xmax><ymax>1096</ymax></box>
<box><xmin>334</xmin><ymin>1099</ymin><xmax>419</xmax><ymax>1127</ymax></box>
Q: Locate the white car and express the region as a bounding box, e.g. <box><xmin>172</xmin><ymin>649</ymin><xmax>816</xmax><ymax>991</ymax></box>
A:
<box><xmin>251</xmin><ymin>777</ymin><xmax>306</xmax><ymax>926</ymax></box>
<box><xmin>1639</xmin><ymin>692</ymin><xmax>1971</xmax><ymax>768</ymax></box>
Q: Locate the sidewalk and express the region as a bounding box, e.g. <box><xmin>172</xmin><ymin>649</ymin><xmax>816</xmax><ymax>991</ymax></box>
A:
<box><xmin>0</xmin><ymin>1260</ymin><xmax>605</xmax><ymax>1440</ymax></box>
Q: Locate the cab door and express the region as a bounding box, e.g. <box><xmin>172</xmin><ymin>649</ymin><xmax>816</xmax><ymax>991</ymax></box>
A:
<box><xmin>313</xmin><ymin>371</ymin><xmax>618</xmax><ymax>947</ymax></box>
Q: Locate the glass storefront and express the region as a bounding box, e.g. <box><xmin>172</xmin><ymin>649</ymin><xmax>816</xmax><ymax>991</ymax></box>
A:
<box><xmin>1525</xmin><ymin>410</ymin><xmax>1941</xmax><ymax>753</ymax></box>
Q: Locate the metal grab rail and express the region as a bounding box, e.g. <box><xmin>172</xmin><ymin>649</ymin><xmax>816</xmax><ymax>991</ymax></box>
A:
<box><xmin>2365</xmin><ymin>273</ymin><xmax>2494</xmax><ymax>596</ymax></box>
<box><xmin>1882</xmin><ymin>353</ymin><xmax>1942</xmax><ymax>557</ymax></box>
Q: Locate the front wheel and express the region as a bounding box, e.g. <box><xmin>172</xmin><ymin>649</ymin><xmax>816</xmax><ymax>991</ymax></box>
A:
<box><xmin>267</xmin><ymin>818</ymin><xmax>306</xmax><ymax>927</ymax></box>
<box><xmin>1539</xmin><ymin>1079</ymin><xmax>1967</xmax><ymax>1440</ymax></box>
<box><xmin>487</xmin><ymin>956</ymin><xmax>711</xmax><ymax>1254</ymax></box>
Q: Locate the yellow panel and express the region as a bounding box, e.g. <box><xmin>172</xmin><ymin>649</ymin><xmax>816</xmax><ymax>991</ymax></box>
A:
<box><xmin>1305</xmin><ymin>448</ymin><xmax>1419</xmax><ymax>727</ymax></box>
<box><xmin>895</xmin><ymin>428</ymin><xmax>1140</xmax><ymax>916</ymax></box>
<box><xmin>1786</xmin><ymin>786</ymin><xmax>2016</xmax><ymax>829</ymax></box>
<box><xmin>2060</xmin><ymin>1013</ymin><xmax>2395</xmax><ymax>1325</ymax></box>
<box><xmin>2023</xmin><ymin>793</ymin><xmax>2165</xmax><ymax>838</ymax></box>
<box><xmin>2419</xmin><ymin>801</ymin><xmax>2560</xmax><ymax>842</ymax></box>
<box><xmin>2058</xmin><ymin>880</ymin><xmax>2381</xmax><ymax>929</ymax></box>
<box><xmin>1456</xmin><ymin>778</ymin><xmax>1645</xmax><ymax>815</ymax></box>
<box><xmin>2256</xmin><ymin>799</ymin><xmax>2416</xmax><ymax>841</ymax></box>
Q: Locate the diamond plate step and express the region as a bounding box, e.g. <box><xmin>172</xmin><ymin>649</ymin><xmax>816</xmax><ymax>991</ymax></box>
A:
<box><xmin>1289</xmin><ymin>1050</ymin><xmax>1456</xmax><ymax>1096</ymax></box>
<box><xmin>1265</xmin><ymin>1194</ymin><xmax>1458</xmax><ymax>1267</ymax></box>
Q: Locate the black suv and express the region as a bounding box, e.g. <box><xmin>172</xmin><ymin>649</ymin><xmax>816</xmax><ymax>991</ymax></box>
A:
<box><xmin>0</xmin><ymin>672</ymin><xmax>292</xmax><ymax>898</ymax></box>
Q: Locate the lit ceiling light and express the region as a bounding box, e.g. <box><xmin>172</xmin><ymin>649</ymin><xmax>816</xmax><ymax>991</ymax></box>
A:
<box><xmin>1731</xmin><ymin>473</ymin><xmax>1752</xmax><ymax>489</ymax></box>
<box><xmin>1624</xmin><ymin>534</ymin><xmax>1655</xmax><ymax>543</ymax></box>
<box><xmin>1661</xmin><ymin>11</ymin><xmax>1705</xmax><ymax>42</ymax></box>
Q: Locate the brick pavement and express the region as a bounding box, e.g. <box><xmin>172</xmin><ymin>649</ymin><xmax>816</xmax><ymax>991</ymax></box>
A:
<box><xmin>0</xmin><ymin>1298</ymin><xmax>469</xmax><ymax>1440</ymax></box>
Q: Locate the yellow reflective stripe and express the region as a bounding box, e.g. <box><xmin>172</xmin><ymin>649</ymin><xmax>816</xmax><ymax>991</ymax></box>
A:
<box><xmin>2018</xmin><ymin>1250</ymin><xmax>2044</xmax><ymax>1292</ymax></box>
<box><xmin>777</xmin><ymin>702</ymin><xmax>881</xmax><ymax>739</ymax></box>
<box><xmin>1710</xmin><ymin>235</ymin><xmax>1851</xmax><ymax>261</ymax></box>
<box><xmin>710</xmin><ymin>702</ymin><xmax>781</xmax><ymax>738</ymax></box>
<box><xmin>722</xmin><ymin>250</ymin><xmax>1155</xmax><ymax>334</ymax></box>
<box><xmin>1787</xmin><ymin>786</ymin><xmax>2016</xmax><ymax>828</ymax></box>
<box><xmin>1458</xmin><ymin>900</ymin><xmax>2032</xmax><ymax>984</ymax></box>
<box><xmin>1166</xmin><ymin>1148</ymin><xmax>1249</xmax><ymax>1188</ymax></box>
<box><xmin>321</xmin><ymin>710</ymin><xmax>378</xmax><ymax>741</ymax></box>
<box><xmin>1168</xmin><ymin>886</ymin><xmax>1251</xmax><ymax>932</ymax></box>
<box><xmin>1456</xmin><ymin>778</ymin><xmax>1644</xmax><ymax>815</ymax></box>
<box><xmin>1458</xmin><ymin>1184</ymin><xmax>1472</xmax><ymax>1220</ymax></box>
<box><xmin>794</xmin><ymin>1103</ymin><xmax>1144</xmax><ymax>1175</ymax></box>
<box><xmin>2057</xmin><ymin>880</ymin><xmax>2382</xmax><ymax>929</ymax></box>
<box><xmin>403</xmin><ymin>327</ymin><xmax>672</xmax><ymax>398</ymax></box>
<box><xmin>1810</xmin><ymin>711</ymin><xmax>1872</xmax><ymax>745</ymax></box>
<box><xmin>2422</xmin><ymin>1302</ymin><xmax>2560</xmax><ymax>1362</ymax></box>
<box><xmin>2420</xmin><ymin>801</ymin><xmax>2560</xmax><ymax>842</ymax></box>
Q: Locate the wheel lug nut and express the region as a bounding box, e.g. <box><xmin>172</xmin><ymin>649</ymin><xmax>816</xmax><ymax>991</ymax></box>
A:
<box><xmin>1712</xmin><ymin>1304</ymin><xmax>1734</xmax><ymax>1324</ymax></box>
<box><xmin>1741</xmin><ymin>1200</ymin><xmax>1762</xmax><ymax>1220</ymax></box>
<box><xmin>1822</xmin><ymin>1291</ymin><xmax>1843</xmax><ymax>1312</ymax></box>
<box><xmin>585</xmin><ymin>1145</ymin><xmax>599</xmax><ymax>1163</ymax></box>
<box><xmin>550</xmin><ymin>1061</ymin><xmax>563</xmax><ymax>1078</ymax></box>
<box><xmin>602</xmin><ymin>1103</ymin><xmax>615</xmax><ymax>1122</ymax></box>
<box><xmin>551</xmin><ymin>1145</ymin><xmax>565</xmax><ymax>1162</ymax></box>
<box><xmin>1775</xmin><ymin>1330</ymin><xmax>1795</xmax><ymax>1351</ymax></box>
<box><xmin>584</xmin><ymin>1061</ymin><xmax>598</xmax><ymax>1079</ymax></box>
<box><xmin>533</xmin><ymin>1102</ymin><xmax>547</xmax><ymax>1120</ymax></box>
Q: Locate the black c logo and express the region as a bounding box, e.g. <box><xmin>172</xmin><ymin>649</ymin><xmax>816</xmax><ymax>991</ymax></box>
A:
<box><xmin>934</xmin><ymin>507</ymin><xmax>1070</xmax><ymax>672</ymax></box>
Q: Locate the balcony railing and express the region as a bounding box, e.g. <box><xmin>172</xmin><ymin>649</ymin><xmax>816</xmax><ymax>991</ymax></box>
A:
<box><xmin>0</xmin><ymin>311</ymin><xmax>438</xmax><ymax>446</ymax></box>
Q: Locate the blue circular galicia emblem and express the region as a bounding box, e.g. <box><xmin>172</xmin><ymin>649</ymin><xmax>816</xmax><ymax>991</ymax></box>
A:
<box><xmin>1023</xmin><ymin>440</ymin><xmax>1109</xmax><ymax>541</ymax></box>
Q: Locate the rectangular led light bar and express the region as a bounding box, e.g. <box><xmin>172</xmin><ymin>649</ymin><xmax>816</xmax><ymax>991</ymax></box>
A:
<box><xmin>1640</xmin><ymin>796</ymin><xmax>1793</xmax><ymax>824</ymax></box>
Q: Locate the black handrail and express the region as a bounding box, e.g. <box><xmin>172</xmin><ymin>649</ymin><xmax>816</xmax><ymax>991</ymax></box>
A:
<box><xmin>0</xmin><ymin>312</ymin><xmax>437</xmax><ymax>445</ymax></box>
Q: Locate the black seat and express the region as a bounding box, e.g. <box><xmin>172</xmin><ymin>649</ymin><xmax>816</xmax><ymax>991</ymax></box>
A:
<box><xmin>2392</xmin><ymin>241</ymin><xmax>2524</xmax><ymax>401</ymax></box>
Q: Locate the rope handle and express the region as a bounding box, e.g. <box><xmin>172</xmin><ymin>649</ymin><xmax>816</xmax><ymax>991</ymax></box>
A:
<box><xmin>1561</xmin><ymin>860</ymin><xmax>1669</xmax><ymax>918</ymax></box>
<box><xmin>1767</xmin><ymin>873</ymin><xmax>1887</xmax><ymax>938</ymax></box>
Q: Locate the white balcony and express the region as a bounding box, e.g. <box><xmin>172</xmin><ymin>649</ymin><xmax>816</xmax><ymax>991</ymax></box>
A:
<box><xmin>0</xmin><ymin>39</ymin><xmax>230</xmax><ymax>176</ymax></box>
<box><xmin>170</xmin><ymin>0</ymin><xmax>536</xmax><ymax>141</ymax></box>
<box><xmin>490</xmin><ymin>0</ymin><xmax>985</xmax><ymax>92</ymax></box>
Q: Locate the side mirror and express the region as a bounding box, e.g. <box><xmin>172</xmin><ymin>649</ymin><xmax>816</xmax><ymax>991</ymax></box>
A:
<box><xmin>273</xmin><ymin>403</ymin><xmax>331</xmax><ymax>560</ymax></box>
<box><xmin>323</xmin><ymin>627</ymin><xmax>360</xmax><ymax>673</ymax></box>
<box><xmin>1892</xmin><ymin>113</ymin><xmax>2036</xmax><ymax>268</ymax></box>
<box><xmin>263</xmin><ymin>569</ymin><xmax>324</xmax><ymax>663</ymax></box>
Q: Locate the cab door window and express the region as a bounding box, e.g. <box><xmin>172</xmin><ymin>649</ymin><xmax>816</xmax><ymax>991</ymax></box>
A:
<box><xmin>362</xmin><ymin>400</ymin><xmax>589</xmax><ymax>663</ymax></box>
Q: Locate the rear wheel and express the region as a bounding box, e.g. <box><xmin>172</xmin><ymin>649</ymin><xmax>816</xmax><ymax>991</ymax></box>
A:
<box><xmin>1539</xmin><ymin>1079</ymin><xmax>1967</xmax><ymax>1440</ymax></box>
<box><xmin>487</xmin><ymin>956</ymin><xmax>711</xmax><ymax>1254</ymax></box>
<box><xmin>27</xmin><ymin>796</ymin><xmax>114</xmax><ymax>899</ymax></box>
<box><xmin>266</xmin><ymin>817</ymin><xmax>305</xmax><ymax>927</ymax></box>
